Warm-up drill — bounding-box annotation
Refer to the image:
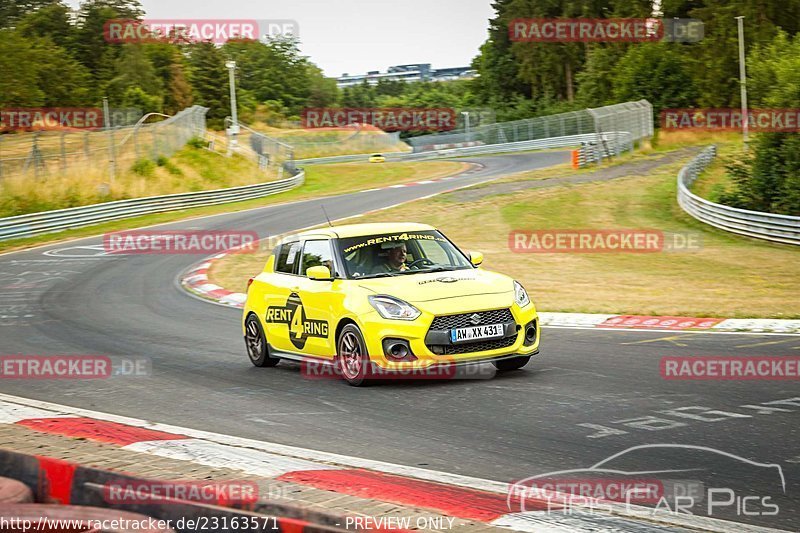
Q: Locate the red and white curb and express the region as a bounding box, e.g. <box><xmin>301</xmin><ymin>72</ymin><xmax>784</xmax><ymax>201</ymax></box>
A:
<box><xmin>0</xmin><ymin>393</ymin><xmax>786</xmax><ymax>533</ymax></box>
<box><xmin>181</xmin><ymin>256</ymin><xmax>247</xmax><ymax>308</ymax></box>
<box><xmin>181</xmin><ymin>260</ymin><xmax>800</xmax><ymax>336</ymax></box>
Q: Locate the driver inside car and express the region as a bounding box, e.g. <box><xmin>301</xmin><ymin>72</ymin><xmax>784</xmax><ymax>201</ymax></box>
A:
<box><xmin>373</xmin><ymin>242</ymin><xmax>408</xmax><ymax>273</ymax></box>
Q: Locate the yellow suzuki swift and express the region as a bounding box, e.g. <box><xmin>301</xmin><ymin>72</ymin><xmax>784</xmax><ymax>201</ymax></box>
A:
<box><xmin>243</xmin><ymin>223</ymin><xmax>539</xmax><ymax>386</ymax></box>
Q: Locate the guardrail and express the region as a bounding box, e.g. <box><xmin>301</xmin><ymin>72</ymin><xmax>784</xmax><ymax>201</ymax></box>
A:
<box><xmin>0</xmin><ymin>169</ymin><xmax>304</xmax><ymax>242</ymax></box>
<box><xmin>677</xmin><ymin>146</ymin><xmax>800</xmax><ymax>245</ymax></box>
<box><xmin>295</xmin><ymin>132</ymin><xmax>632</xmax><ymax>165</ymax></box>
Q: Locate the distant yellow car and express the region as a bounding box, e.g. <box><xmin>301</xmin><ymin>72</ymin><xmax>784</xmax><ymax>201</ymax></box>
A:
<box><xmin>368</xmin><ymin>153</ymin><xmax>386</xmax><ymax>163</ymax></box>
<box><xmin>243</xmin><ymin>223</ymin><xmax>539</xmax><ymax>386</ymax></box>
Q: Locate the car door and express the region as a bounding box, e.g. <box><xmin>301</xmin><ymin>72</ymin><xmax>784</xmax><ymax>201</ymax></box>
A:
<box><xmin>293</xmin><ymin>238</ymin><xmax>340</xmax><ymax>359</ymax></box>
<box><xmin>261</xmin><ymin>241</ymin><xmax>304</xmax><ymax>354</ymax></box>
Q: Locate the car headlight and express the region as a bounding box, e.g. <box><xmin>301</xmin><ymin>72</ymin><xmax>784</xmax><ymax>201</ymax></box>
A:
<box><xmin>368</xmin><ymin>295</ymin><xmax>421</xmax><ymax>320</ymax></box>
<box><xmin>514</xmin><ymin>281</ymin><xmax>531</xmax><ymax>308</ymax></box>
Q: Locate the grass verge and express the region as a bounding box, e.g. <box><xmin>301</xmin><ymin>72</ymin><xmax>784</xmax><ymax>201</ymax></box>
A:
<box><xmin>0</xmin><ymin>144</ymin><xmax>278</xmax><ymax>218</ymax></box>
<box><xmin>209</xmin><ymin>145</ymin><xmax>799</xmax><ymax>318</ymax></box>
<box><xmin>0</xmin><ymin>160</ymin><xmax>468</xmax><ymax>255</ymax></box>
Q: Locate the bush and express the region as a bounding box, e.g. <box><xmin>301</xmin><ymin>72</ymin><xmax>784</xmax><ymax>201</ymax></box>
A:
<box><xmin>131</xmin><ymin>158</ymin><xmax>156</xmax><ymax>176</ymax></box>
<box><xmin>186</xmin><ymin>137</ymin><xmax>207</xmax><ymax>149</ymax></box>
<box><xmin>720</xmin><ymin>134</ymin><xmax>800</xmax><ymax>216</ymax></box>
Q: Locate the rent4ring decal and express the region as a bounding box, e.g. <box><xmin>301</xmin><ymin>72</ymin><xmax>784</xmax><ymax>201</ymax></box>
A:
<box><xmin>264</xmin><ymin>293</ymin><xmax>328</xmax><ymax>349</ymax></box>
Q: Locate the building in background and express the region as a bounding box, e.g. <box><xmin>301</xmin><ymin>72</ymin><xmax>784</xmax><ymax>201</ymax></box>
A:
<box><xmin>337</xmin><ymin>64</ymin><xmax>476</xmax><ymax>88</ymax></box>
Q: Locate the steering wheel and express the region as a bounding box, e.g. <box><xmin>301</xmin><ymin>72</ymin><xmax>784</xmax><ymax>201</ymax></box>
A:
<box><xmin>407</xmin><ymin>258</ymin><xmax>435</xmax><ymax>270</ymax></box>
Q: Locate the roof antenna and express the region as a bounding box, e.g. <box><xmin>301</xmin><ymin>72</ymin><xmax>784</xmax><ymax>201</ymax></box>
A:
<box><xmin>321</xmin><ymin>205</ymin><xmax>334</xmax><ymax>227</ymax></box>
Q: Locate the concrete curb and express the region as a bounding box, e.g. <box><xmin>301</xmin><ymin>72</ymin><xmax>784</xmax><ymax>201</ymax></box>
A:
<box><xmin>1</xmin><ymin>394</ymin><xmax>790</xmax><ymax>533</ymax></box>
<box><xmin>0</xmin><ymin>447</ymin><xmax>361</xmax><ymax>533</ymax></box>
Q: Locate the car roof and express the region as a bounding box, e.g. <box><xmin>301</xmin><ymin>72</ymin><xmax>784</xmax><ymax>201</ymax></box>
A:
<box><xmin>281</xmin><ymin>223</ymin><xmax>436</xmax><ymax>242</ymax></box>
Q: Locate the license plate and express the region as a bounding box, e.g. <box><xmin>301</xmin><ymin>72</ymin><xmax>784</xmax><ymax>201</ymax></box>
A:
<box><xmin>450</xmin><ymin>323</ymin><xmax>504</xmax><ymax>343</ymax></box>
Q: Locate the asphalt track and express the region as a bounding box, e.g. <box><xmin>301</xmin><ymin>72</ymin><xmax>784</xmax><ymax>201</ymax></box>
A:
<box><xmin>1</xmin><ymin>150</ymin><xmax>798</xmax><ymax>530</ymax></box>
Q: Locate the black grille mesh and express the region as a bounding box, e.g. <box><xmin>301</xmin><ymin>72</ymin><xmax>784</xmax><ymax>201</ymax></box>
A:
<box><xmin>430</xmin><ymin>309</ymin><xmax>513</xmax><ymax>330</ymax></box>
<box><xmin>434</xmin><ymin>335</ymin><xmax>517</xmax><ymax>355</ymax></box>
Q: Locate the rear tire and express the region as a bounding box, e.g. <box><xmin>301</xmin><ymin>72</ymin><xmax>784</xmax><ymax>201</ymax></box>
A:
<box><xmin>245</xmin><ymin>314</ymin><xmax>280</xmax><ymax>367</ymax></box>
<box><xmin>493</xmin><ymin>355</ymin><xmax>530</xmax><ymax>372</ymax></box>
<box><xmin>336</xmin><ymin>324</ymin><xmax>371</xmax><ymax>386</ymax></box>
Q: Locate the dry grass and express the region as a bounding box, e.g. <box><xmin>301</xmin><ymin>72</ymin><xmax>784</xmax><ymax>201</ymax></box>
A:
<box><xmin>0</xmin><ymin>159</ymin><xmax>467</xmax><ymax>254</ymax></box>
<box><xmin>0</xmin><ymin>146</ymin><xmax>277</xmax><ymax>217</ymax></box>
<box><xmin>652</xmin><ymin>130</ymin><xmax>742</xmax><ymax>151</ymax></box>
<box><xmin>211</xmin><ymin>146</ymin><xmax>799</xmax><ymax>318</ymax></box>
<box><xmin>349</xmin><ymin>158</ymin><xmax>798</xmax><ymax>318</ymax></box>
<box><xmin>235</xmin><ymin>123</ymin><xmax>411</xmax><ymax>159</ymax></box>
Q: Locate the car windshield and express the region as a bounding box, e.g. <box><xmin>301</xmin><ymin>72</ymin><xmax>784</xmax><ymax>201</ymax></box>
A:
<box><xmin>337</xmin><ymin>230</ymin><xmax>472</xmax><ymax>278</ymax></box>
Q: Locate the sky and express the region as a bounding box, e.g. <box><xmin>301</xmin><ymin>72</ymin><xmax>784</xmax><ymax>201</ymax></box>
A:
<box><xmin>64</xmin><ymin>0</ymin><xmax>495</xmax><ymax>77</ymax></box>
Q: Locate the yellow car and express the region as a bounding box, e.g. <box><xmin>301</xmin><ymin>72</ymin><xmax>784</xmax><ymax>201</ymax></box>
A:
<box><xmin>368</xmin><ymin>153</ymin><xmax>386</xmax><ymax>163</ymax></box>
<box><xmin>243</xmin><ymin>223</ymin><xmax>539</xmax><ymax>386</ymax></box>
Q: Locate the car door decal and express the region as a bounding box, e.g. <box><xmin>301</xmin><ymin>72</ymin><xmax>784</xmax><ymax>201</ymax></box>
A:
<box><xmin>264</xmin><ymin>293</ymin><xmax>329</xmax><ymax>350</ymax></box>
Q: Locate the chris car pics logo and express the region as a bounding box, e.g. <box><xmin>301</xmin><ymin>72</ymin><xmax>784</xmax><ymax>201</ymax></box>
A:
<box><xmin>507</xmin><ymin>444</ymin><xmax>785</xmax><ymax>518</ymax></box>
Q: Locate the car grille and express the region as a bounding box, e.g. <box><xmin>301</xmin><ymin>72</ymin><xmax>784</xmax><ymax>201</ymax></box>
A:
<box><xmin>434</xmin><ymin>335</ymin><xmax>518</xmax><ymax>355</ymax></box>
<box><xmin>427</xmin><ymin>308</ymin><xmax>517</xmax><ymax>355</ymax></box>
<box><xmin>430</xmin><ymin>308</ymin><xmax>514</xmax><ymax>330</ymax></box>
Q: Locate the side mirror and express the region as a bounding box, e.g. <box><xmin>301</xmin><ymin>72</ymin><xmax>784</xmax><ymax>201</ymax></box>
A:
<box><xmin>306</xmin><ymin>265</ymin><xmax>333</xmax><ymax>280</ymax></box>
<box><xmin>469</xmin><ymin>251</ymin><xmax>484</xmax><ymax>266</ymax></box>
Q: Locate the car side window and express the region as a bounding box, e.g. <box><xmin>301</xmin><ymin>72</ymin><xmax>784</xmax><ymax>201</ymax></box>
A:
<box><xmin>300</xmin><ymin>240</ymin><xmax>334</xmax><ymax>277</ymax></box>
<box><xmin>275</xmin><ymin>242</ymin><xmax>300</xmax><ymax>274</ymax></box>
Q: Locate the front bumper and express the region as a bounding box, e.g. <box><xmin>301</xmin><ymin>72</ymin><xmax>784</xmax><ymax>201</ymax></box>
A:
<box><xmin>357</xmin><ymin>303</ymin><xmax>539</xmax><ymax>370</ymax></box>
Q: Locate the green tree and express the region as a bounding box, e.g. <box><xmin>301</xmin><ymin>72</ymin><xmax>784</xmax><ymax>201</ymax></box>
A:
<box><xmin>106</xmin><ymin>44</ymin><xmax>163</xmax><ymax>109</ymax></box>
<box><xmin>0</xmin><ymin>29</ymin><xmax>45</xmax><ymax>105</ymax></box>
<box><xmin>306</xmin><ymin>64</ymin><xmax>338</xmax><ymax>107</ymax></box>
<box><xmin>71</xmin><ymin>0</ymin><xmax>143</xmax><ymax>84</ymax></box>
<box><xmin>145</xmin><ymin>43</ymin><xmax>193</xmax><ymax>113</ymax></box>
<box><xmin>341</xmin><ymin>82</ymin><xmax>377</xmax><ymax>107</ymax></box>
<box><xmin>16</xmin><ymin>2</ymin><xmax>72</xmax><ymax>47</ymax></box>
<box><xmin>575</xmin><ymin>45</ymin><xmax>628</xmax><ymax>107</ymax></box>
<box><xmin>612</xmin><ymin>42</ymin><xmax>699</xmax><ymax>115</ymax></box>
<box><xmin>164</xmin><ymin>61</ymin><xmax>194</xmax><ymax>113</ymax></box>
<box><xmin>223</xmin><ymin>36</ymin><xmax>315</xmax><ymax>115</ymax></box>
<box><xmin>720</xmin><ymin>31</ymin><xmax>800</xmax><ymax>215</ymax></box>
<box><xmin>32</xmin><ymin>37</ymin><xmax>92</xmax><ymax>105</ymax></box>
<box><xmin>187</xmin><ymin>41</ymin><xmax>229</xmax><ymax>123</ymax></box>
<box><xmin>0</xmin><ymin>0</ymin><xmax>59</xmax><ymax>29</ymax></box>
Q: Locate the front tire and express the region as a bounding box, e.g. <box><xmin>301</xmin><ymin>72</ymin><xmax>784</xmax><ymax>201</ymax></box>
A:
<box><xmin>245</xmin><ymin>314</ymin><xmax>280</xmax><ymax>367</ymax></box>
<box><xmin>493</xmin><ymin>355</ymin><xmax>530</xmax><ymax>372</ymax></box>
<box><xmin>336</xmin><ymin>324</ymin><xmax>371</xmax><ymax>386</ymax></box>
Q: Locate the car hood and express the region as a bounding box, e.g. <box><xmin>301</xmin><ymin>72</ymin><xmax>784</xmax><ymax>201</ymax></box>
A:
<box><xmin>357</xmin><ymin>268</ymin><xmax>513</xmax><ymax>303</ymax></box>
